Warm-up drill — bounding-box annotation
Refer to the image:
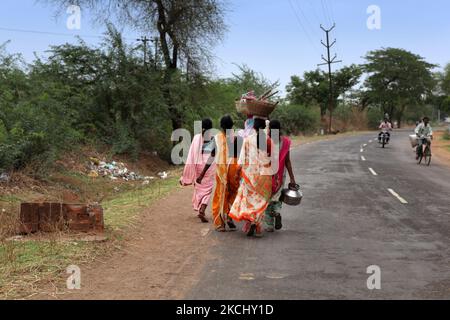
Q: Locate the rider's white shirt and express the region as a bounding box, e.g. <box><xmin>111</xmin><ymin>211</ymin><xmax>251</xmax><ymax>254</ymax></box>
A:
<box><xmin>415</xmin><ymin>123</ymin><xmax>433</xmax><ymax>138</ymax></box>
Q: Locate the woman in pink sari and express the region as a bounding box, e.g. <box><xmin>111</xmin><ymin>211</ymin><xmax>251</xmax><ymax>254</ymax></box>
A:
<box><xmin>180</xmin><ymin>119</ymin><xmax>216</xmax><ymax>223</ymax></box>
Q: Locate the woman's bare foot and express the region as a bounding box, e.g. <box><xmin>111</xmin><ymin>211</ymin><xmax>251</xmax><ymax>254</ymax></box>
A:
<box><xmin>247</xmin><ymin>224</ymin><xmax>256</xmax><ymax>237</ymax></box>
<box><xmin>216</xmin><ymin>225</ymin><xmax>226</xmax><ymax>232</ymax></box>
<box><xmin>198</xmin><ymin>213</ymin><xmax>209</xmax><ymax>223</ymax></box>
<box><xmin>227</xmin><ymin>221</ymin><xmax>237</xmax><ymax>231</ymax></box>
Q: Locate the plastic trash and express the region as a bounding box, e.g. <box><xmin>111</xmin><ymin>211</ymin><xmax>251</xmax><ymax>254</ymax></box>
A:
<box><xmin>158</xmin><ymin>172</ymin><xmax>168</xmax><ymax>180</ymax></box>
<box><xmin>0</xmin><ymin>172</ymin><xmax>9</xmax><ymax>182</ymax></box>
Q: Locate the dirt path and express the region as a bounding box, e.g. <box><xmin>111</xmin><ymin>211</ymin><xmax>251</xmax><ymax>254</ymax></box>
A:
<box><xmin>58</xmin><ymin>186</ymin><xmax>214</xmax><ymax>300</ymax></box>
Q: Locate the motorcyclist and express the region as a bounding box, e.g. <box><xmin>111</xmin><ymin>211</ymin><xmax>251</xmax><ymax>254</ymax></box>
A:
<box><xmin>378</xmin><ymin>118</ymin><xmax>392</xmax><ymax>143</ymax></box>
<box><xmin>415</xmin><ymin>117</ymin><xmax>433</xmax><ymax>160</ymax></box>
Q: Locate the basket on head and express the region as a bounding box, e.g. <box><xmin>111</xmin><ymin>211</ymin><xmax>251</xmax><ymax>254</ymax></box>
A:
<box><xmin>235</xmin><ymin>99</ymin><xmax>278</xmax><ymax>117</ymax></box>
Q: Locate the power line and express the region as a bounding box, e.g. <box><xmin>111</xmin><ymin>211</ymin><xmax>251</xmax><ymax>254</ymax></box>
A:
<box><xmin>324</xmin><ymin>0</ymin><xmax>343</xmax><ymax>61</ymax></box>
<box><xmin>288</xmin><ymin>0</ymin><xmax>320</xmax><ymax>54</ymax></box>
<box><xmin>292</xmin><ymin>0</ymin><xmax>320</xmax><ymax>38</ymax></box>
<box><xmin>0</xmin><ymin>26</ymin><xmax>136</xmax><ymax>41</ymax></box>
<box><xmin>305</xmin><ymin>0</ymin><xmax>325</xmax><ymax>25</ymax></box>
<box><xmin>320</xmin><ymin>0</ymin><xmax>332</xmax><ymax>26</ymax></box>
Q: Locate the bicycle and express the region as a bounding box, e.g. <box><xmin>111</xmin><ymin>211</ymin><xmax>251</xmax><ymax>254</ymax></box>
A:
<box><xmin>416</xmin><ymin>138</ymin><xmax>432</xmax><ymax>166</ymax></box>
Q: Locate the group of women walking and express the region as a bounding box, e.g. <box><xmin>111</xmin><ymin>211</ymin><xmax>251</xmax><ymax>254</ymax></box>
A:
<box><xmin>180</xmin><ymin>115</ymin><xmax>297</xmax><ymax>238</ymax></box>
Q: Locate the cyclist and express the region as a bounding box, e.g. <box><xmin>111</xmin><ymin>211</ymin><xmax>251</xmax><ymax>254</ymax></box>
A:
<box><xmin>378</xmin><ymin>118</ymin><xmax>392</xmax><ymax>143</ymax></box>
<box><xmin>415</xmin><ymin>117</ymin><xmax>433</xmax><ymax>160</ymax></box>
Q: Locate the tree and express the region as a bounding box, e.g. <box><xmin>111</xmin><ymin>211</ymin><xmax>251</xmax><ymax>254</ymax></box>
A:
<box><xmin>362</xmin><ymin>48</ymin><xmax>436</xmax><ymax>127</ymax></box>
<box><xmin>286</xmin><ymin>64</ymin><xmax>362</xmax><ymax>125</ymax></box>
<box><xmin>433</xmin><ymin>64</ymin><xmax>450</xmax><ymax>115</ymax></box>
<box><xmin>42</xmin><ymin>0</ymin><xmax>228</xmax><ymax>129</ymax></box>
<box><xmin>441</xmin><ymin>63</ymin><xmax>450</xmax><ymax>96</ymax></box>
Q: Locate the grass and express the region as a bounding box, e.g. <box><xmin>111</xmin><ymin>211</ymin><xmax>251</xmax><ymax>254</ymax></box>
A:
<box><xmin>103</xmin><ymin>177</ymin><xmax>179</xmax><ymax>231</ymax></box>
<box><xmin>429</xmin><ymin>130</ymin><xmax>450</xmax><ymax>166</ymax></box>
<box><xmin>0</xmin><ymin>174</ymin><xmax>179</xmax><ymax>300</ymax></box>
<box><xmin>443</xmin><ymin>130</ymin><xmax>450</xmax><ymax>141</ymax></box>
<box><xmin>291</xmin><ymin>130</ymin><xmax>374</xmax><ymax>147</ymax></box>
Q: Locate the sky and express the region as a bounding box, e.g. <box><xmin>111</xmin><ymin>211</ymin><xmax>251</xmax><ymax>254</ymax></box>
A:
<box><xmin>1</xmin><ymin>0</ymin><xmax>450</xmax><ymax>95</ymax></box>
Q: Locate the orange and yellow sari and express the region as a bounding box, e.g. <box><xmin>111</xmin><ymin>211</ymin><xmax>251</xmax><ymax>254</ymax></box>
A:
<box><xmin>229</xmin><ymin>130</ymin><xmax>272</xmax><ymax>232</ymax></box>
<box><xmin>211</xmin><ymin>132</ymin><xmax>241</xmax><ymax>230</ymax></box>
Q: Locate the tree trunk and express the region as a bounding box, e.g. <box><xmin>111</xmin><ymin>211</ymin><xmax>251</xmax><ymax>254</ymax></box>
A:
<box><xmin>396</xmin><ymin>114</ymin><xmax>402</xmax><ymax>128</ymax></box>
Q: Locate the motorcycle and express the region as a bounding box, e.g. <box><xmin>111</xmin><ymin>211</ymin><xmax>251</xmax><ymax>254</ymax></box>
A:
<box><xmin>379</xmin><ymin>132</ymin><xmax>389</xmax><ymax>148</ymax></box>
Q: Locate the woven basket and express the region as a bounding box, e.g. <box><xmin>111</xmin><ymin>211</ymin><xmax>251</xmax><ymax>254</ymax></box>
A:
<box><xmin>235</xmin><ymin>99</ymin><xmax>277</xmax><ymax>117</ymax></box>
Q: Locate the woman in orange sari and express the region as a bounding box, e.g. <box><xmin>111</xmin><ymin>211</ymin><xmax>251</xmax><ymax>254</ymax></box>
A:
<box><xmin>197</xmin><ymin>115</ymin><xmax>241</xmax><ymax>232</ymax></box>
<box><xmin>229</xmin><ymin>118</ymin><xmax>272</xmax><ymax>237</ymax></box>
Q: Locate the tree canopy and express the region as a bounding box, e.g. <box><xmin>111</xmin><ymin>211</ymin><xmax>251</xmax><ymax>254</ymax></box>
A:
<box><xmin>362</xmin><ymin>48</ymin><xmax>437</xmax><ymax>126</ymax></box>
<box><xmin>286</xmin><ymin>64</ymin><xmax>362</xmax><ymax>117</ymax></box>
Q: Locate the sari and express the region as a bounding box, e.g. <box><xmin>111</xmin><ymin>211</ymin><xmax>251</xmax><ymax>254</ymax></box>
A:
<box><xmin>272</xmin><ymin>136</ymin><xmax>291</xmax><ymax>195</ymax></box>
<box><xmin>229</xmin><ymin>130</ymin><xmax>272</xmax><ymax>232</ymax></box>
<box><xmin>180</xmin><ymin>134</ymin><xmax>216</xmax><ymax>212</ymax></box>
<box><xmin>211</xmin><ymin>132</ymin><xmax>241</xmax><ymax>229</ymax></box>
<box><xmin>265</xmin><ymin>136</ymin><xmax>291</xmax><ymax>228</ymax></box>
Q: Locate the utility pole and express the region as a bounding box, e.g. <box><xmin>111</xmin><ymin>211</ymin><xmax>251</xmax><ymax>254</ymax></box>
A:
<box><xmin>152</xmin><ymin>36</ymin><xmax>159</xmax><ymax>70</ymax></box>
<box><xmin>137</xmin><ymin>36</ymin><xmax>159</xmax><ymax>70</ymax></box>
<box><xmin>318</xmin><ymin>23</ymin><xmax>342</xmax><ymax>134</ymax></box>
<box><xmin>137</xmin><ymin>36</ymin><xmax>150</xmax><ymax>68</ymax></box>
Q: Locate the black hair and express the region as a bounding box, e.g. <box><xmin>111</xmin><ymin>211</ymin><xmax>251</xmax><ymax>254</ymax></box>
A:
<box><xmin>201</xmin><ymin>118</ymin><xmax>213</xmax><ymax>132</ymax></box>
<box><xmin>253</xmin><ymin>118</ymin><xmax>267</xmax><ymax>151</ymax></box>
<box><xmin>423</xmin><ymin>116</ymin><xmax>430</xmax><ymax>122</ymax></box>
<box><xmin>269</xmin><ymin>119</ymin><xmax>281</xmax><ymax>131</ymax></box>
<box><xmin>253</xmin><ymin>118</ymin><xmax>267</xmax><ymax>131</ymax></box>
<box><xmin>233</xmin><ymin>136</ymin><xmax>243</xmax><ymax>158</ymax></box>
<box><xmin>220</xmin><ymin>115</ymin><xmax>234</xmax><ymax>131</ymax></box>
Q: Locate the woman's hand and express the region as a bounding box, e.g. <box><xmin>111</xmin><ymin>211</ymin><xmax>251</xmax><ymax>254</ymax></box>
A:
<box><xmin>196</xmin><ymin>175</ymin><xmax>204</xmax><ymax>185</ymax></box>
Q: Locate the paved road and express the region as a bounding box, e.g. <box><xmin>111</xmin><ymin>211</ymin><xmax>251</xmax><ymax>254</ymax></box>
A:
<box><xmin>187</xmin><ymin>130</ymin><xmax>450</xmax><ymax>299</ymax></box>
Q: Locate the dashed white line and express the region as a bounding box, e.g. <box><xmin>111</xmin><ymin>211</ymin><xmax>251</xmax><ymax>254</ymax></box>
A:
<box><xmin>363</xmin><ymin>144</ymin><xmax>367</xmax><ymax>147</ymax></box>
<box><xmin>361</xmin><ymin>156</ymin><xmax>366</xmax><ymax>161</ymax></box>
<box><xmin>360</xmin><ymin>148</ymin><xmax>364</xmax><ymax>153</ymax></box>
<box><xmin>369</xmin><ymin>140</ymin><xmax>373</xmax><ymax>143</ymax></box>
<box><xmin>368</xmin><ymin>168</ymin><xmax>378</xmax><ymax>176</ymax></box>
<box><xmin>388</xmin><ymin>189</ymin><xmax>408</xmax><ymax>204</ymax></box>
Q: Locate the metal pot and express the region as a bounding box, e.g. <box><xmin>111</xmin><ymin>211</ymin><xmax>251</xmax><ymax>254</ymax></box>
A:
<box><xmin>281</xmin><ymin>184</ymin><xmax>303</xmax><ymax>206</ymax></box>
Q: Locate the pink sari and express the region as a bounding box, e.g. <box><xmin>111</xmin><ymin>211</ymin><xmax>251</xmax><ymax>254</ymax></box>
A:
<box><xmin>272</xmin><ymin>136</ymin><xmax>291</xmax><ymax>194</ymax></box>
<box><xmin>180</xmin><ymin>134</ymin><xmax>216</xmax><ymax>211</ymax></box>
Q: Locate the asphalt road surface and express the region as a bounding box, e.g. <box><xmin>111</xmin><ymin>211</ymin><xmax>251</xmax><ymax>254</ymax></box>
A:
<box><xmin>187</xmin><ymin>130</ymin><xmax>450</xmax><ymax>299</ymax></box>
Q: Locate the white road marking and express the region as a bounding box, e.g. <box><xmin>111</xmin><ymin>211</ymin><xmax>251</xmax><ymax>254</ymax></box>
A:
<box><xmin>239</xmin><ymin>273</ymin><xmax>255</xmax><ymax>281</ymax></box>
<box><xmin>363</xmin><ymin>144</ymin><xmax>367</xmax><ymax>147</ymax></box>
<box><xmin>388</xmin><ymin>189</ymin><xmax>408</xmax><ymax>204</ymax></box>
<box><xmin>368</xmin><ymin>168</ymin><xmax>378</xmax><ymax>176</ymax></box>
<box><xmin>369</xmin><ymin>140</ymin><xmax>373</xmax><ymax>143</ymax></box>
<box><xmin>361</xmin><ymin>156</ymin><xmax>366</xmax><ymax>161</ymax></box>
<box><xmin>265</xmin><ymin>273</ymin><xmax>289</xmax><ymax>279</ymax></box>
<box><xmin>360</xmin><ymin>148</ymin><xmax>364</xmax><ymax>153</ymax></box>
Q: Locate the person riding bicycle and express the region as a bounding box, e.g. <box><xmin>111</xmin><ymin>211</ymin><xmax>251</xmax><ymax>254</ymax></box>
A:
<box><xmin>378</xmin><ymin>118</ymin><xmax>392</xmax><ymax>143</ymax></box>
<box><xmin>415</xmin><ymin>117</ymin><xmax>433</xmax><ymax>160</ymax></box>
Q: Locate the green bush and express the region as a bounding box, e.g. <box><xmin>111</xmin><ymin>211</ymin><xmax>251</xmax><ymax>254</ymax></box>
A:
<box><xmin>0</xmin><ymin>31</ymin><xmax>282</xmax><ymax>172</ymax></box>
<box><xmin>443</xmin><ymin>129</ymin><xmax>450</xmax><ymax>140</ymax></box>
<box><xmin>271</xmin><ymin>104</ymin><xmax>321</xmax><ymax>135</ymax></box>
<box><xmin>367</xmin><ymin>107</ymin><xmax>385</xmax><ymax>129</ymax></box>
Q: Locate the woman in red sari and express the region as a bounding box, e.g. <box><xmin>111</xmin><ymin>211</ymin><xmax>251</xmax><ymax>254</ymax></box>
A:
<box><xmin>264</xmin><ymin>120</ymin><xmax>297</xmax><ymax>232</ymax></box>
